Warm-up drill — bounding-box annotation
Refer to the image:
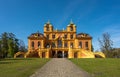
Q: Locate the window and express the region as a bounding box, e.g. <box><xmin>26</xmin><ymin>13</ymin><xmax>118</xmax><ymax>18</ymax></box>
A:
<box><xmin>64</xmin><ymin>34</ymin><xmax>67</xmax><ymax>39</ymax></box>
<box><xmin>31</xmin><ymin>41</ymin><xmax>34</xmax><ymax>48</ymax></box>
<box><xmin>70</xmin><ymin>34</ymin><xmax>73</xmax><ymax>39</ymax></box>
<box><xmin>46</xmin><ymin>35</ymin><xmax>49</xmax><ymax>39</ymax></box>
<box><xmin>46</xmin><ymin>26</ymin><xmax>49</xmax><ymax>31</ymax></box>
<box><xmin>58</xmin><ymin>39</ymin><xmax>62</xmax><ymax>48</ymax></box>
<box><xmin>70</xmin><ymin>26</ymin><xmax>73</xmax><ymax>31</ymax></box>
<box><xmin>52</xmin><ymin>34</ymin><xmax>55</xmax><ymax>39</ymax></box>
<box><xmin>46</xmin><ymin>44</ymin><xmax>50</xmax><ymax>48</ymax></box>
<box><xmin>52</xmin><ymin>42</ymin><xmax>56</xmax><ymax>48</ymax></box>
<box><xmin>38</xmin><ymin>41</ymin><xmax>41</xmax><ymax>48</ymax></box>
<box><xmin>64</xmin><ymin>42</ymin><xmax>68</xmax><ymax>48</ymax></box>
<box><xmin>85</xmin><ymin>42</ymin><xmax>88</xmax><ymax>49</ymax></box>
<box><xmin>79</xmin><ymin>42</ymin><xmax>82</xmax><ymax>48</ymax></box>
<box><xmin>70</xmin><ymin>43</ymin><xmax>73</xmax><ymax>48</ymax></box>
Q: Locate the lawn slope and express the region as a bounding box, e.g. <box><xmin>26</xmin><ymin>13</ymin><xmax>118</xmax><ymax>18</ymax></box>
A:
<box><xmin>0</xmin><ymin>58</ymin><xmax>50</xmax><ymax>77</ymax></box>
<box><xmin>70</xmin><ymin>58</ymin><xmax>120</xmax><ymax>77</ymax></box>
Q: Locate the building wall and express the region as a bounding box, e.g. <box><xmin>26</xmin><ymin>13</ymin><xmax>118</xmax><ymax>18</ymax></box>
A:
<box><xmin>28</xmin><ymin>39</ymin><xmax>44</xmax><ymax>50</ymax></box>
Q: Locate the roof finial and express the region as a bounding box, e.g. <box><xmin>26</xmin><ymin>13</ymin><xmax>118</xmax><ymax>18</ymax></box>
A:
<box><xmin>70</xmin><ymin>19</ymin><xmax>73</xmax><ymax>24</ymax></box>
<box><xmin>37</xmin><ymin>30</ymin><xmax>39</xmax><ymax>33</ymax></box>
<box><xmin>47</xmin><ymin>19</ymin><xmax>50</xmax><ymax>24</ymax></box>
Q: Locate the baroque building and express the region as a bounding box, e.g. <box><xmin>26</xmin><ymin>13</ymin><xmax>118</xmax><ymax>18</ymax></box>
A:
<box><xmin>27</xmin><ymin>21</ymin><xmax>93</xmax><ymax>58</ymax></box>
<box><xmin>14</xmin><ymin>21</ymin><xmax>105</xmax><ymax>58</ymax></box>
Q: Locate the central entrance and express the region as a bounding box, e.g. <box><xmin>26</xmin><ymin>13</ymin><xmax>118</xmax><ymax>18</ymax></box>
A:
<box><xmin>51</xmin><ymin>50</ymin><xmax>68</xmax><ymax>58</ymax></box>
<box><xmin>57</xmin><ymin>51</ymin><xmax>63</xmax><ymax>58</ymax></box>
<box><xmin>57</xmin><ymin>51</ymin><xmax>68</xmax><ymax>58</ymax></box>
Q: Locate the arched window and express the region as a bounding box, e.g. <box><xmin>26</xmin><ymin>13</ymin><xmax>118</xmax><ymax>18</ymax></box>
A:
<box><xmin>46</xmin><ymin>43</ymin><xmax>50</xmax><ymax>48</ymax></box>
<box><xmin>38</xmin><ymin>41</ymin><xmax>41</xmax><ymax>48</ymax></box>
<box><xmin>52</xmin><ymin>42</ymin><xmax>56</xmax><ymax>48</ymax></box>
<box><xmin>70</xmin><ymin>26</ymin><xmax>73</xmax><ymax>31</ymax></box>
<box><xmin>79</xmin><ymin>42</ymin><xmax>82</xmax><ymax>48</ymax></box>
<box><xmin>85</xmin><ymin>42</ymin><xmax>88</xmax><ymax>50</ymax></box>
<box><xmin>70</xmin><ymin>43</ymin><xmax>73</xmax><ymax>48</ymax></box>
<box><xmin>64</xmin><ymin>42</ymin><xmax>68</xmax><ymax>48</ymax></box>
<box><xmin>58</xmin><ymin>39</ymin><xmax>62</xmax><ymax>48</ymax></box>
<box><xmin>46</xmin><ymin>34</ymin><xmax>49</xmax><ymax>39</ymax></box>
<box><xmin>70</xmin><ymin>34</ymin><xmax>73</xmax><ymax>39</ymax></box>
<box><xmin>52</xmin><ymin>34</ymin><xmax>55</xmax><ymax>39</ymax></box>
<box><xmin>64</xmin><ymin>34</ymin><xmax>67</xmax><ymax>39</ymax></box>
<box><xmin>46</xmin><ymin>26</ymin><xmax>49</xmax><ymax>31</ymax></box>
<box><xmin>31</xmin><ymin>41</ymin><xmax>34</xmax><ymax>48</ymax></box>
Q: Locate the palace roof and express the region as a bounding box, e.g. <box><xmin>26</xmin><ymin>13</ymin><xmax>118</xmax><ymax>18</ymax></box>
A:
<box><xmin>77</xmin><ymin>33</ymin><xmax>92</xmax><ymax>39</ymax></box>
<box><xmin>28</xmin><ymin>32</ymin><xmax>44</xmax><ymax>39</ymax></box>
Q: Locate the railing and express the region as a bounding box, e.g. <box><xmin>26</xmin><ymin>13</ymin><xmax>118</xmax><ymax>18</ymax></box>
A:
<box><xmin>53</xmin><ymin>30</ymin><xmax>66</xmax><ymax>32</ymax></box>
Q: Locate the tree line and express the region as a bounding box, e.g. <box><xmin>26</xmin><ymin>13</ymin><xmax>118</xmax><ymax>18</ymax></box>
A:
<box><xmin>0</xmin><ymin>32</ymin><xmax>27</xmax><ymax>58</ymax></box>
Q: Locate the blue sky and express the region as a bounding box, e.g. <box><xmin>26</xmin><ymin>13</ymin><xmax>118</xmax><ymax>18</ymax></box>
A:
<box><xmin>0</xmin><ymin>0</ymin><xmax>120</xmax><ymax>50</ymax></box>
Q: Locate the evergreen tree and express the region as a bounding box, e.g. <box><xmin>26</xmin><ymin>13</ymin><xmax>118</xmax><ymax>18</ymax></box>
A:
<box><xmin>0</xmin><ymin>32</ymin><xmax>25</xmax><ymax>58</ymax></box>
<box><xmin>7</xmin><ymin>33</ymin><xmax>20</xmax><ymax>57</ymax></box>
<box><xmin>1</xmin><ymin>32</ymin><xmax>9</xmax><ymax>58</ymax></box>
<box><xmin>8</xmin><ymin>39</ymin><xmax>14</xmax><ymax>57</ymax></box>
<box><xmin>0</xmin><ymin>40</ymin><xmax>2</xmax><ymax>58</ymax></box>
<box><xmin>14</xmin><ymin>38</ymin><xmax>19</xmax><ymax>53</ymax></box>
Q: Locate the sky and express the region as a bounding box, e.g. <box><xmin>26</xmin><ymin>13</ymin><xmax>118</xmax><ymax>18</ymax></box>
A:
<box><xmin>0</xmin><ymin>0</ymin><xmax>120</xmax><ymax>51</ymax></box>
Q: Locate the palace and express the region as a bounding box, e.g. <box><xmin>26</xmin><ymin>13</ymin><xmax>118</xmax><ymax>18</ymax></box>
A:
<box><xmin>27</xmin><ymin>21</ymin><xmax>93</xmax><ymax>58</ymax></box>
<box><xmin>14</xmin><ymin>21</ymin><xmax>105</xmax><ymax>58</ymax></box>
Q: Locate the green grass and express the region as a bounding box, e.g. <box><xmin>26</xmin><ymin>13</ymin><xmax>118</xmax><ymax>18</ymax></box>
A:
<box><xmin>0</xmin><ymin>58</ymin><xmax>50</xmax><ymax>77</ymax></box>
<box><xmin>70</xmin><ymin>58</ymin><xmax>120</xmax><ymax>77</ymax></box>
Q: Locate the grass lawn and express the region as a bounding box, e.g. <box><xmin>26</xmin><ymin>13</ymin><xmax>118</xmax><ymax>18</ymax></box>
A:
<box><xmin>0</xmin><ymin>58</ymin><xmax>50</xmax><ymax>77</ymax></box>
<box><xmin>70</xmin><ymin>58</ymin><xmax>120</xmax><ymax>77</ymax></box>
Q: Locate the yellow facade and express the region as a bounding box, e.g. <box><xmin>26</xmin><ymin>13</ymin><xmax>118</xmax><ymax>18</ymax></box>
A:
<box><xmin>27</xmin><ymin>21</ymin><xmax>93</xmax><ymax>58</ymax></box>
<box><xmin>14</xmin><ymin>21</ymin><xmax>105</xmax><ymax>58</ymax></box>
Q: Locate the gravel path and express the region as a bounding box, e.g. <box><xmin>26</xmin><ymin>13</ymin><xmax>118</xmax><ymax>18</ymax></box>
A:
<box><xmin>30</xmin><ymin>58</ymin><xmax>91</xmax><ymax>77</ymax></box>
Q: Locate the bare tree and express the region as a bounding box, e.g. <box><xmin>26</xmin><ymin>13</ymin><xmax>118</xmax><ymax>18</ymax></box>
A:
<box><xmin>18</xmin><ymin>39</ymin><xmax>26</xmax><ymax>52</ymax></box>
<box><xmin>98</xmin><ymin>32</ymin><xmax>113</xmax><ymax>57</ymax></box>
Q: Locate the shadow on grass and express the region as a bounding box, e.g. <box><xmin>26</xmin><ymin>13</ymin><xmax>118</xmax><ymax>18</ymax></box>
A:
<box><xmin>0</xmin><ymin>61</ymin><xmax>17</xmax><ymax>64</ymax></box>
<box><xmin>4</xmin><ymin>58</ymin><xmax>33</xmax><ymax>60</ymax></box>
<box><xmin>0</xmin><ymin>58</ymin><xmax>34</xmax><ymax>63</ymax></box>
<box><xmin>0</xmin><ymin>58</ymin><xmax>35</xmax><ymax>64</ymax></box>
